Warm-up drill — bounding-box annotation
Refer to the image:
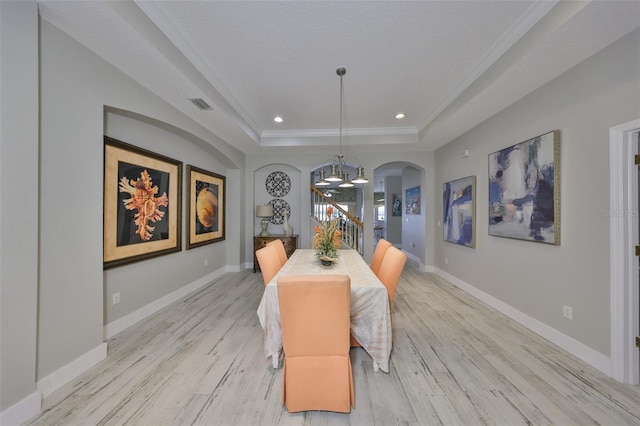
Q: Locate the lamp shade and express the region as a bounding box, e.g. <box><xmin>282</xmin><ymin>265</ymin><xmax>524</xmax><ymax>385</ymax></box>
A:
<box><xmin>351</xmin><ymin>166</ymin><xmax>368</xmax><ymax>184</ymax></box>
<box><xmin>325</xmin><ymin>163</ymin><xmax>343</xmax><ymax>182</ymax></box>
<box><xmin>256</xmin><ymin>205</ymin><xmax>274</xmax><ymax>217</ymax></box>
<box><xmin>315</xmin><ymin>170</ymin><xmax>330</xmax><ymax>186</ymax></box>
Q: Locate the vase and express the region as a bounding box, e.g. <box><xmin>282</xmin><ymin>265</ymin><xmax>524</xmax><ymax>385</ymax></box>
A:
<box><xmin>320</xmin><ymin>259</ymin><xmax>333</xmax><ymax>267</ymax></box>
<box><xmin>283</xmin><ymin>212</ymin><xmax>294</xmax><ymax>236</ymax></box>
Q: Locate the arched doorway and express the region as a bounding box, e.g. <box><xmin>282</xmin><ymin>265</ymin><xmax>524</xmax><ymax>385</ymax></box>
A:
<box><xmin>374</xmin><ymin>162</ymin><xmax>425</xmax><ymax>264</ymax></box>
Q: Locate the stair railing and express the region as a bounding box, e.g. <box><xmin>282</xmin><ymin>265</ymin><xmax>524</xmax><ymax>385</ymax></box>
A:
<box><xmin>311</xmin><ymin>187</ymin><xmax>364</xmax><ymax>255</ymax></box>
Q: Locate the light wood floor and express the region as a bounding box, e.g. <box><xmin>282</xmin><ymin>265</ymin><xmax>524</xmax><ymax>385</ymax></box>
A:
<box><xmin>28</xmin><ymin>264</ymin><xmax>640</xmax><ymax>425</ymax></box>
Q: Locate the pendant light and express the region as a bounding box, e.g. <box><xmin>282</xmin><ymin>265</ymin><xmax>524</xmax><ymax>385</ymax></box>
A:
<box><xmin>316</xmin><ymin>67</ymin><xmax>368</xmax><ymax>186</ymax></box>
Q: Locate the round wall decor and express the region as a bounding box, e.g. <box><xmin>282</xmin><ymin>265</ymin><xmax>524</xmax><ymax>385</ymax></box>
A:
<box><xmin>265</xmin><ymin>171</ymin><xmax>291</xmax><ymax>197</ymax></box>
<box><xmin>267</xmin><ymin>198</ymin><xmax>291</xmax><ymax>225</ymax></box>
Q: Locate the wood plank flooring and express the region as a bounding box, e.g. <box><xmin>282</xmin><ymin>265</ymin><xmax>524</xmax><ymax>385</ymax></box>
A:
<box><xmin>27</xmin><ymin>264</ymin><xmax>640</xmax><ymax>425</ymax></box>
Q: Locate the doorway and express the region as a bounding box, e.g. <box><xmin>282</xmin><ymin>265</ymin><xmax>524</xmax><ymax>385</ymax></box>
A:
<box><xmin>610</xmin><ymin>118</ymin><xmax>640</xmax><ymax>385</ymax></box>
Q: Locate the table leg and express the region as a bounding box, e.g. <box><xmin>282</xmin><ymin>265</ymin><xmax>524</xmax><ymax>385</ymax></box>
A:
<box><xmin>373</xmin><ymin>360</ymin><xmax>380</xmax><ymax>372</ymax></box>
<box><xmin>271</xmin><ymin>352</ymin><xmax>279</xmax><ymax>368</ymax></box>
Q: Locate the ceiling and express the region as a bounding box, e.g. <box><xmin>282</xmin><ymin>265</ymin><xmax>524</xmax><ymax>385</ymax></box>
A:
<box><xmin>38</xmin><ymin>1</ymin><xmax>640</xmax><ymax>155</ymax></box>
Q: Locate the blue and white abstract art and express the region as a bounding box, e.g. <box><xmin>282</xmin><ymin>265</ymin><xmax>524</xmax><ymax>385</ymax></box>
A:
<box><xmin>443</xmin><ymin>176</ymin><xmax>476</xmax><ymax>248</ymax></box>
<box><xmin>488</xmin><ymin>130</ymin><xmax>560</xmax><ymax>244</ymax></box>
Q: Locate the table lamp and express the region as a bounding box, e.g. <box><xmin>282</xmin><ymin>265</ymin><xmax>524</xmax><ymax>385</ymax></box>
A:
<box><xmin>256</xmin><ymin>205</ymin><xmax>274</xmax><ymax>236</ymax></box>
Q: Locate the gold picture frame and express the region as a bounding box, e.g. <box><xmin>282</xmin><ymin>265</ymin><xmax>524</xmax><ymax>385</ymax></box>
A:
<box><xmin>186</xmin><ymin>165</ymin><xmax>226</xmax><ymax>249</ymax></box>
<box><xmin>443</xmin><ymin>176</ymin><xmax>476</xmax><ymax>248</ymax></box>
<box><xmin>488</xmin><ymin>130</ymin><xmax>560</xmax><ymax>244</ymax></box>
<box><xmin>103</xmin><ymin>137</ymin><xmax>182</xmax><ymax>269</ymax></box>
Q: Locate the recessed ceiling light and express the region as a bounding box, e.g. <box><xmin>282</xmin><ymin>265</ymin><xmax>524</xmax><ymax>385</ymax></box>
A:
<box><xmin>273</xmin><ymin>116</ymin><xmax>284</xmax><ymax>123</ymax></box>
<box><xmin>395</xmin><ymin>113</ymin><xmax>406</xmax><ymax>120</ymax></box>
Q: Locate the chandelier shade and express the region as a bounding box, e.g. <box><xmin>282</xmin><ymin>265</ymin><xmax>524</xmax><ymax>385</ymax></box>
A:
<box><xmin>315</xmin><ymin>170</ymin><xmax>330</xmax><ymax>186</ymax></box>
<box><xmin>351</xmin><ymin>166</ymin><xmax>368</xmax><ymax>184</ymax></box>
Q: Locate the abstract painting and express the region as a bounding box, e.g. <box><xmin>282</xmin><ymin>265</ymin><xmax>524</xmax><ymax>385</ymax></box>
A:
<box><xmin>392</xmin><ymin>193</ymin><xmax>402</xmax><ymax>216</ymax></box>
<box><xmin>488</xmin><ymin>130</ymin><xmax>560</xmax><ymax>244</ymax></box>
<box><xmin>186</xmin><ymin>165</ymin><xmax>225</xmax><ymax>249</ymax></box>
<box><xmin>443</xmin><ymin>176</ymin><xmax>476</xmax><ymax>247</ymax></box>
<box><xmin>104</xmin><ymin>137</ymin><xmax>182</xmax><ymax>269</ymax></box>
<box><xmin>405</xmin><ymin>186</ymin><xmax>421</xmax><ymax>214</ymax></box>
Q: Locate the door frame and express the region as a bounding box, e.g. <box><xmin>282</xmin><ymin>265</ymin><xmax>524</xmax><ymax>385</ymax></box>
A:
<box><xmin>610</xmin><ymin>118</ymin><xmax>640</xmax><ymax>384</ymax></box>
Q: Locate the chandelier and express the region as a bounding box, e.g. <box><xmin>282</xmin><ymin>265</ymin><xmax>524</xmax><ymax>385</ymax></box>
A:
<box><xmin>315</xmin><ymin>67</ymin><xmax>368</xmax><ymax>188</ymax></box>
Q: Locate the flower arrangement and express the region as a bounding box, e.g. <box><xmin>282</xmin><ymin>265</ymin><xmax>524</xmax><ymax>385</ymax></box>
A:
<box><xmin>313</xmin><ymin>206</ymin><xmax>342</xmax><ymax>262</ymax></box>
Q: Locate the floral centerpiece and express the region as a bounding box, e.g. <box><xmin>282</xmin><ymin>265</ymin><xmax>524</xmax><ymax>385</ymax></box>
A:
<box><xmin>313</xmin><ymin>206</ymin><xmax>342</xmax><ymax>265</ymax></box>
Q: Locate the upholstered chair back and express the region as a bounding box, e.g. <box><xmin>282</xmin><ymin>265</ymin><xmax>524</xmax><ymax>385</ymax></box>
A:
<box><xmin>277</xmin><ymin>274</ymin><xmax>354</xmax><ymax>413</ymax></box>
<box><xmin>377</xmin><ymin>246</ymin><xmax>407</xmax><ymax>306</ymax></box>
<box><xmin>267</xmin><ymin>239</ymin><xmax>288</xmax><ymax>267</ymax></box>
<box><xmin>370</xmin><ymin>239</ymin><xmax>393</xmax><ymax>276</ymax></box>
<box><xmin>256</xmin><ymin>244</ymin><xmax>282</xmax><ymax>286</ymax></box>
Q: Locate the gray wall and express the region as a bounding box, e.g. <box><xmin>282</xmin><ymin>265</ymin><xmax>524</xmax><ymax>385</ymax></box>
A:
<box><xmin>385</xmin><ymin>176</ymin><xmax>403</xmax><ymax>245</ymax></box>
<box><xmin>4</xmin><ymin>3</ymin><xmax>636</xmax><ymax>420</ymax></box>
<box><xmin>402</xmin><ymin>167</ymin><xmax>425</xmax><ymax>261</ymax></box>
<box><xmin>433</xmin><ymin>28</ymin><xmax>640</xmax><ymax>356</ymax></box>
<box><xmin>245</xmin><ymin>149</ymin><xmax>435</xmax><ymax>266</ymax></box>
<box><xmin>104</xmin><ymin>113</ymin><xmax>236</xmax><ymax>326</ymax></box>
<box><xmin>254</xmin><ymin>164</ymin><xmax>302</xmax><ymax>238</ymax></box>
<box><xmin>0</xmin><ymin>0</ymin><xmax>39</xmax><ymax>412</ymax></box>
<box><xmin>37</xmin><ymin>18</ymin><xmax>243</xmax><ymax>383</ymax></box>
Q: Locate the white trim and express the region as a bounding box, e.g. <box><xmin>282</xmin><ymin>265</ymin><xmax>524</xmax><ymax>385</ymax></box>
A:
<box><xmin>433</xmin><ymin>268</ymin><xmax>611</xmax><ymax>375</ymax></box>
<box><xmin>36</xmin><ymin>343</ymin><xmax>107</xmax><ymax>398</ymax></box>
<box><xmin>403</xmin><ymin>250</ymin><xmax>422</xmax><ymax>270</ymax></box>
<box><xmin>422</xmin><ymin>264</ymin><xmax>436</xmax><ymax>273</ymax></box>
<box><xmin>418</xmin><ymin>0</ymin><xmax>559</xmax><ymax>130</ymax></box>
<box><xmin>0</xmin><ymin>391</ymin><xmax>41</xmax><ymax>426</ymax></box>
<box><xmin>226</xmin><ymin>264</ymin><xmax>243</xmax><ymax>273</ymax></box>
<box><xmin>104</xmin><ymin>266</ymin><xmax>229</xmax><ymax>339</ymax></box>
<box><xmin>609</xmin><ymin>118</ymin><xmax>640</xmax><ymax>384</ymax></box>
<box><xmin>261</xmin><ymin>126</ymin><xmax>418</xmax><ymax>139</ymax></box>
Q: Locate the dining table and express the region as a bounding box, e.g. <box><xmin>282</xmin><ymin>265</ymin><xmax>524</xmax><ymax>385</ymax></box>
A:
<box><xmin>256</xmin><ymin>248</ymin><xmax>392</xmax><ymax>373</ymax></box>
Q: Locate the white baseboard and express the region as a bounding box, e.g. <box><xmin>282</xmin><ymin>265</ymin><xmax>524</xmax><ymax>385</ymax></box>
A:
<box><xmin>0</xmin><ymin>390</ymin><xmax>41</xmax><ymax>426</ymax></box>
<box><xmin>403</xmin><ymin>250</ymin><xmax>422</xmax><ymax>269</ymax></box>
<box><xmin>104</xmin><ymin>266</ymin><xmax>229</xmax><ymax>339</ymax></box>
<box><xmin>421</xmin><ymin>264</ymin><xmax>436</xmax><ymax>273</ymax></box>
<box><xmin>432</xmin><ymin>267</ymin><xmax>611</xmax><ymax>376</ymax></box>
<box><xmin>226</xmin><ymin>264</ymin><xmax>242</xmax><ymax>273</ymax></box>
<box><xmin>37</xmin><ymin>342</ymin><xmax>107</xmax><ymax>398</ymax></box>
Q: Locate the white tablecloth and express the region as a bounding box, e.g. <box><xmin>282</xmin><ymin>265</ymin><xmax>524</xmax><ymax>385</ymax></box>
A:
<box><xmin>256</xmin><ymin>249</ymin><xmax>392</xmax><ymax>372</ymax></box>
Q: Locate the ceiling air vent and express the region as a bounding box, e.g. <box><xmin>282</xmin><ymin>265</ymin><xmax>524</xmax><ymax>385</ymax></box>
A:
<box><xmin>188</xmin><ymin>97</ymin><xmax>212</xmax><ymax>111</ymax></box>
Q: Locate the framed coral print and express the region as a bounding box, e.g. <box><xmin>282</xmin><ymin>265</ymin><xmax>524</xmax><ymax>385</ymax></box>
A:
<box><xmin>186</xmin><ymin>165</ymin><xmax>225</xmax><ymax>249</ymax></box>
<box><xmin>443</xmin><ymin>176</ymin><xmax>476</xmax><ymax>248</ymax></box>
<box><xmin>103</xmin><ymin>137</ymin><xmax>182</xmax><ymax>269</ymax></box>
<box><xmin>488</xmin><ymin>130</ymin><xmax>560</xmax><ymax>244</ymax></box>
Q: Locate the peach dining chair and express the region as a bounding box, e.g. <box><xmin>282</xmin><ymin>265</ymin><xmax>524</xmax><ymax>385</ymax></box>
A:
<box><xmin>277</xmin><ymin>274</ymin><xmax>355</xmax><ymax>413</ymax></box>
<box><xmin>369</xmin><ymin>239</ymin><xmax>393</xmax><ymax>275</ymax></box>
<box><xmin>351</xmin><ymin>238</ymin><xmax>393</xmax><ymax>347</ymax></box>
<box><xmin>377</xmin><ymin>246</ymin><xmax>408</xmax><ymax>306</ymax></box>
<box><xmin>267</xmin><ymin>239</ymin><xmax>288</xmax><ymax>267</ymax></box>
<box><xmin>255</xmin><ymin>244</ymin><xmax>282</xmax><ymax>286</ymax></box>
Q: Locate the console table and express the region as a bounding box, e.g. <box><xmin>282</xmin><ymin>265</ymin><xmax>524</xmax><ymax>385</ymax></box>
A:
<box><xmin>253</xmin><ymin>234</ymin><xmax>298</xmax><ymax>272</ymax></box>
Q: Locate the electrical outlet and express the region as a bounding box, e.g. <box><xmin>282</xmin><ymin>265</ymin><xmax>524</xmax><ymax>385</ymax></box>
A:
<box><xmin>204</xmin><ymin>258</ymin><xmax>208</xmax><ymax>266</ymax></box>
<box><xmin>445</xmin><ymin>258</ymin><xmax>449</xmax><ymax>265</ymax></box>
<box><xmin>112</xmin><ymin>292</ymin><xmax>120</xmax><ymax>305</ymax></box>
<box><xmin>563</xmin><ymin>305</ymin><xmax>572</xmax><ymax>320</ymax></box>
